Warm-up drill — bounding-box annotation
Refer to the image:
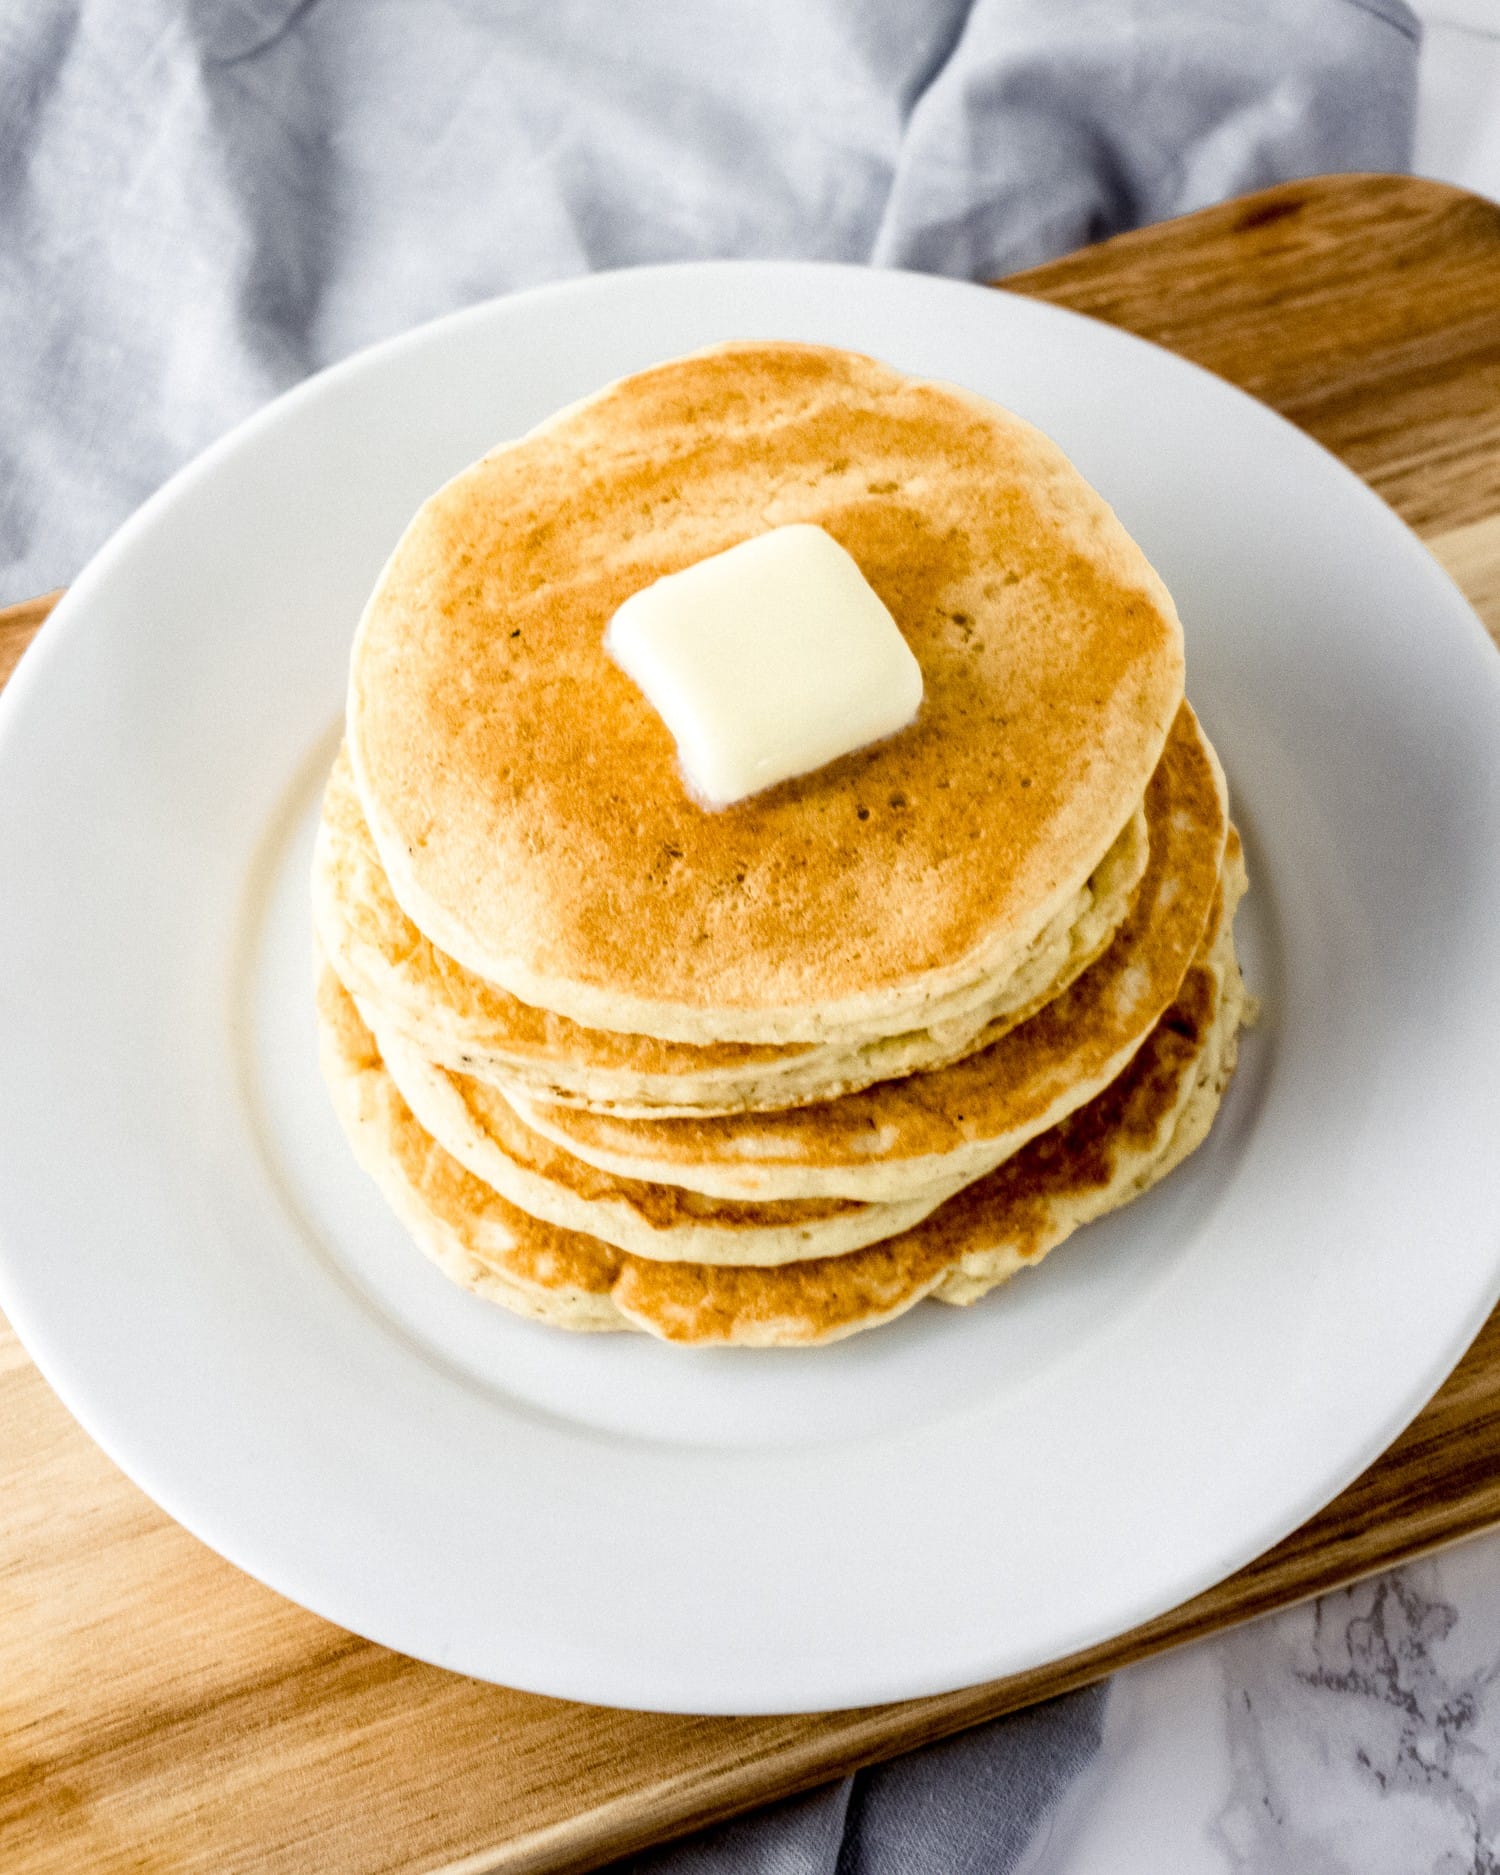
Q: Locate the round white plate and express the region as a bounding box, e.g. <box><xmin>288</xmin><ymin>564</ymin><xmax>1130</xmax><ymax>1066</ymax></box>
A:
<box><xmin>2</xmin><ymin>263</ymin><xmax>1499</xmax><ymax>1716</ymax></box>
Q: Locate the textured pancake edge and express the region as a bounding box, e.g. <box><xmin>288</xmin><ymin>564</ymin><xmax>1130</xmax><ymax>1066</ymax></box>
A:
<box><xmin>316</xmin><ymin>973</ymin><xmax>627</xmax><ymax>1336</ymax></box>
<box><xmin>933</xmin><ymin>917</ymin><xmax>1246</xmax><ymax>1308</ymax></box>
<box><xmin>376</xmin><ymin>1013</ymin><xmax>967</xmax><ymax>1268</ymax></box>
<box><xmin>617</xmin><ymin>898</ymin><xmax>1248</xmax><ymax>1345</ymax></box>
<box><xmin>315</xmin><ymin>870</ymin><xmax>1246</xmax><ymax>1348</ymax></box>
<box><xmin>317</xmin><ymin>748</ymin><xmax>1147</xmax><ymax>1114</ymax></box>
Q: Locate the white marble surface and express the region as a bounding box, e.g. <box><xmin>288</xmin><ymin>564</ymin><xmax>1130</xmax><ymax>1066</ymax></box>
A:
<box><xmin>1040</xmin><ymin>1531</ymin><xmax>1500</xmax><ymax>1873</ymax></box>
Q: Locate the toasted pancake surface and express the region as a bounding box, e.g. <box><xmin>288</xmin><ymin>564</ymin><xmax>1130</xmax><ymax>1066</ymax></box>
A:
<box><xmin>347</xmin><ymin>341</ymin><xmax>1185</xmax><ymax>1043</ymax></box>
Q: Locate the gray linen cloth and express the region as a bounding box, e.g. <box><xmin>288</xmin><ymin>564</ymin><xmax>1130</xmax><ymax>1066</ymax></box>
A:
<box><xmin>1</xmin><ymin>0</ymin><xmax>1414</xmax><ymax>602</ymax></box>
<box><xmin>0</xmin><ymin>1</ymin><xmax>1416</xmax><ymax>1868</ymax></box>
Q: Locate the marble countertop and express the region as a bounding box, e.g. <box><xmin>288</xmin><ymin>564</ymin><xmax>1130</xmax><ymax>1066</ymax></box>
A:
<box><xmin>1044</xmin><ymin>1531</ymin><xmax>1500</xmax><ymax>1872</ymax></box>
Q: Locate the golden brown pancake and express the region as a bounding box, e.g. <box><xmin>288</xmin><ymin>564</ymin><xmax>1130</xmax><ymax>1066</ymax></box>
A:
<box><xmin>316</xmin><ymin>741</ymin><xmax>1147</xmax><ymax>1115</ymax></box>
<box><xmin>506</xmin><ymin>703</ymin><xmax>1228</xmax><ymax>1201</ymax></box>
<box><xmin>315</xmin><ymin>872</ymin><xmax>1247</xmax><ymax>1347</ymax></box>
<box><xmin>347</xmin><ymin>340</ymin><xmax>1185</xmax><ymax>1043</ymax></box>
<box><xmin>375</xmin><ymin>1014</ymin><xmax>965</xmax><ymax>1265</ymax></box>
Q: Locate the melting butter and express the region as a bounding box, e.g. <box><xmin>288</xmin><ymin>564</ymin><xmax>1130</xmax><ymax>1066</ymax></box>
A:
<box><xmin>605</xmin><ymin>523</ymin><xmax>923</xmax><ymax>807</ymax></box>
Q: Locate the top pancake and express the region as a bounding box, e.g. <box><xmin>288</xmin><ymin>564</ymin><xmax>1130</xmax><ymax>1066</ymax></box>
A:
<box><xmin>348</xmin><ymin>340</ymin><xmax>1185</xmax><ymax>1044</ymax></box>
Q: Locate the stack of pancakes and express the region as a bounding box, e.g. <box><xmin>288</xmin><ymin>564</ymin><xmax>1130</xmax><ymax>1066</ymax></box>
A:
<box><xmin>314</xmin><ymin>341</ymin><xmax>1250</xmax><ymax>1347</ymax></box>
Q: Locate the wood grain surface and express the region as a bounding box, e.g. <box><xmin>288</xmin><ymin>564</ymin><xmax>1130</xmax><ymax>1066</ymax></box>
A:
<box><xmin>4</xmin><ymin>173</ymin><xmax>1500</xmax><ymax>1875</ymax></box>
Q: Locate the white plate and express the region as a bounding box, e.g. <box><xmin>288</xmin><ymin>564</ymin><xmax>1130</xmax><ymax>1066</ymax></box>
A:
<box><xmin>2</xmin><ymin>263</ymin><xmax>1499</xmax><ymax>1716</ymax></box>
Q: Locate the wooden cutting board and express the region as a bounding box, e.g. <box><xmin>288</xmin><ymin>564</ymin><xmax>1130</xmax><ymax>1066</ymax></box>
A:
<box><xmin>4</xmin><ymin>172</ymin><xmax>1500</xmax><ymax>1875</ymax></box>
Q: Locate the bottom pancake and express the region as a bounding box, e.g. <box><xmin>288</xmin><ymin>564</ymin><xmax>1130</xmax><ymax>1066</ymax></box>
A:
<box><xmin>316</xmin><ymin>851</ymin><xmax>1248</xmax><ymax>1347</ymax></box>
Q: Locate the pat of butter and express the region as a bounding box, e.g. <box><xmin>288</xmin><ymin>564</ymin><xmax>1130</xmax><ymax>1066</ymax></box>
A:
<box><xmin>605</xmin><ymin>524</ymin><xmax>923</xmax><ymax>807</ymax></box>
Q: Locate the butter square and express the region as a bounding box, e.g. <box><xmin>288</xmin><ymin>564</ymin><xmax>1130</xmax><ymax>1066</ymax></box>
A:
<box><xmin>605</xmin><ymin>524</ymin><xmax>923</xmax><ymax>807</ymax></box>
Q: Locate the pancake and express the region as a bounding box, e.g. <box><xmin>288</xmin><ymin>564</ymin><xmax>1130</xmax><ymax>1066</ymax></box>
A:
<box><xmin>315</xmin><ymin>878</ymin><xmax>1247</xmax><ymax>1347</ymax></box>
<box><xmin>347</xmin><ymin>339</ymin><xmax>1185</xmax><ymax>1044</ymax></box>
<box><xmin>375</xmin><ymin>1015</ymin><xmax>965</xmax><ymax>1266</ymax></box>
<box><xmin>316</xmin><ymin>742</ymin><xmax>1148</xmax><ymax>1115</ymax></box>
<box><xmin>507</xmin><ymin>703</ymin><xmax>1229</xmax><ymax>1201</ymax></box>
